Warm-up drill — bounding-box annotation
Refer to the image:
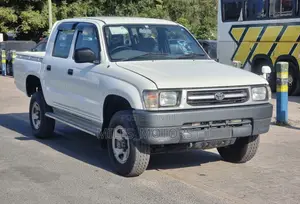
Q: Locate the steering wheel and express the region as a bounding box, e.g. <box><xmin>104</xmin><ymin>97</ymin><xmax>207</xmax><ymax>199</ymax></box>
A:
<box><xmin>110</xmin><ymin>46</ymin><xmax>132</xmax><ymax>54</ymax></box>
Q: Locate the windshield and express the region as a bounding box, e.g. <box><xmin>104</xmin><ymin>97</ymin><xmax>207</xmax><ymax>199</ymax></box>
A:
<box><xmin>104</xmin><ymin>24</ymin><xmax>208</xmax><ymax>61</ymax></box>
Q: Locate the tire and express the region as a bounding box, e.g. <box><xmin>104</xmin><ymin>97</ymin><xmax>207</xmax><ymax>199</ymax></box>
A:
<box><xmin>217</xmin><ymin>135</ymin><xmax>260</xmax><ymax>163</ymax></box>
<box><xmin>287</xmin><ymin>62</ymin><xmax>298</xmax><ymax>96</ymax></box>
<box><xmin>267</xmin><ymin>71</ymin><xmax>276</xmax><ymax>93</ymax></box>
<box><xmin>107</xmin><ymin>110</ymin><xmax>150</xmax><ymax>177</ymax></box>
<box><xmin>292</xmin><ymin>79</ymin><xmax>300</xmax><ymax>96</ymax></box>
<box><xmin>29</xmin><ymin>91</ymin><xmax>55</xmax><ymax>139</ymax></box>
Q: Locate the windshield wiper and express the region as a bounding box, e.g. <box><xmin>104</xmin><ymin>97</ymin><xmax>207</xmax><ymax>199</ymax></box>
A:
<box><xmin>176</xmin><ymin>53</ymin><xmax>206</xmax><ymax>59</ymax></box>
<box><xmin>121</xmin><ymin>53</ymin><xmax>169</xmax><ymax>61</ymax></box>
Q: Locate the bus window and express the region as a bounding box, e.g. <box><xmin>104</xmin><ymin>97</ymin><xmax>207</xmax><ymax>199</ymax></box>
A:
<box><xmin>222</xmin><ymin>0</ymin><xmax>244</xmax><ymax>21</ymax></box>
<box><xmin>269</xmin><ymin>0</ymin><xmax>293</xmax><ymax>18</ymax></box>
<box><xmin>245</xmin><ymin>0</ymin><xmax>267</xmax><ymax>20</ymax></box>
<box><xmin>298</xmin><ymin>0</ymin><xmax>300</xmax><ymax>16</ymax></box>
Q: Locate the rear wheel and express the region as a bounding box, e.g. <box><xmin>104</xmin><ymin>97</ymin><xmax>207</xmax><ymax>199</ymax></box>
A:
<box><xmin>287</xmin><ymin>62</ymin><xmax>299</xmax><ymax>96</ymax></box>
<box><xmin>217</xmin><ymin>135</ymin><xmax>260</xmax><ymax>163</ymax></box>
<box><xmin>29</xmin><ymin>91</ymin><xmax>55</xmax><ymax>139</ymax></box>
<box><xmin>254</xmin><ymin>60</ymin><xmax>299</xmax><ymax>95</ymax></box>
<box><xmin>107</xmin><ymin>111</ymin><xmax>150</xmax><ymax>177</ymax></box>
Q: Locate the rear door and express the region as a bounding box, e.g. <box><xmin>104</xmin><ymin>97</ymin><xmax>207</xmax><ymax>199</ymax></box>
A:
<box><xmin>42</xmin><ymin>22</ymin><xmax>77</xmax><ymax>108</ymax></box>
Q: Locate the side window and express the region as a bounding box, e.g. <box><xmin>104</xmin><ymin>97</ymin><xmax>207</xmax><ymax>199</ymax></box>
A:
<box><xmin>245</xmin><ymin>0</ymin><xmax>267</xmax><ymax>20</ymax></box>
<box><xmin>74</xmin><ymin>25</ymin><xmax>100</xmax><ymax>61</ymax></box>
<box><xmin>222</xmin><ymin>0</ymin><xmax>244</xmax><ymax>21</ymax></box>
<box><xmin>35</xmin><ymin>42</ymin><xmax>46</xmax><ymax>52</ymax></box>
<box><xmin>53</xmin><ymin>29</ymin><xmax>75</xmax><ymax>58</ymax></box>
<box><xmin>269</xmin><ymin>0</ymin><xmax>293</xmax><ymax>18</ymax></box>
<box><xmin>298</xmin><ymin>0</ymin><xmax>300</xmax><ymax>15</ymax></box>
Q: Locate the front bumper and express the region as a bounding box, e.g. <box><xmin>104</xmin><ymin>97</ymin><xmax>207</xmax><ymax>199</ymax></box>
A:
<box><xmin>133</xmin><ymin>103</ymin><xmax>273</xmax><ymax>145</ymax></box>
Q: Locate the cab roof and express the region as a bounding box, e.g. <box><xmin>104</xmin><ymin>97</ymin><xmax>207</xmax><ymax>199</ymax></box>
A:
<box><xmin>61</xmin><ymin>16</ymin><xmax>178</xmax><ymax>25</ymax></box>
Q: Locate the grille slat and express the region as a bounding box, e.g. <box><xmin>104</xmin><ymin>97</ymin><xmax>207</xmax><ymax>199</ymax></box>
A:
<box><xmin>187</xmin><ymin>89</ymin><xmax>249</xmax><ymax>106</ymax></box>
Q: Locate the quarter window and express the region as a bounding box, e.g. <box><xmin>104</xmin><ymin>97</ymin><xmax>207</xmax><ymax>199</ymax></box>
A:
<box><xmin>35</xmin><ymin>42</ymin><xmax>46</xmax><ymax>51</ymax></box>
<box><xmin>52</xmin><ymin>30</ymin><xmax>75</xmax><ymax>58</ymax></box>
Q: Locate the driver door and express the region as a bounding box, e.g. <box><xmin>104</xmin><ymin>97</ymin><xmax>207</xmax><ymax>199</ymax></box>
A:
<box><xmin>65</xmin><ymin>23</ymin><xmax>104</xmax><ymax>122</ymax></box>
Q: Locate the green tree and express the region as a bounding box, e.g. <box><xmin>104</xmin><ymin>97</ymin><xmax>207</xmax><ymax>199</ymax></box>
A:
<box><xmin>165</xmin><ymin>0</ymin><xmax>217</xmax><ymax>39</ymax></box>
<box><xmin>0</xmin><ymin>7</ymin><xmax>17</xmax><ymax>33</ymax></box>
<box><xmin>0</xmin><ymin>0</ymin><xmax>217</xmax><ymax>41</ymax></box>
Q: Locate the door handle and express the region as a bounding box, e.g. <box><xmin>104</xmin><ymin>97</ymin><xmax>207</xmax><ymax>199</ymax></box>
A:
<box><xmin>46</xmin><ymin>65</ymin><xmax>51</xmax><ymax>71</ymax></box>
<box><xmin>67</xmin><ymin>69</ymin><xmax>73</xmax><ymax>75</ymax></box>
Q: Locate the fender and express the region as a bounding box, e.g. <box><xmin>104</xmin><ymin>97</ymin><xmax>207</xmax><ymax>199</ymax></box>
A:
<box><xmin>14</xmin><ymin>54</ymin><xmax>43</xmax><ymax>95</ymax></box>
<box><xmin>102</xmin><ymin>79</ymin><xmax>144</xmax><ymax>110</ymax></box>
<box><xmin>252</xmin><ymin>54</ymin><xmax>273</xmax><ymax>73</ymax></box>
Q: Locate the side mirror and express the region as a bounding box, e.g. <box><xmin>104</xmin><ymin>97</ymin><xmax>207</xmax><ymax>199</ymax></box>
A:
<box><xmin>74</xmin><ymin>48</ymin><xmax>97</xmax><ymax>64</ymax></box>
<box><xmin>232</xmin><ymin>60</ymin><xmax>242</xmax><ymax>68</ymax></box>
<box><xmin>261</xmin><ymin>66</ymin><xmax>271</xmax><ymax>80</ymax></box>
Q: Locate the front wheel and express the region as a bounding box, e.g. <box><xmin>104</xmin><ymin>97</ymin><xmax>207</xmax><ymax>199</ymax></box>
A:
<box><xmin>217</xmin><ymin>135</ymin><xmax>260</xmax><ymax>163</ymax></box>
<box><xmin>107</xmin><ymin>111</ymin><xmax>150</xmax><ymax>177</ymax></box>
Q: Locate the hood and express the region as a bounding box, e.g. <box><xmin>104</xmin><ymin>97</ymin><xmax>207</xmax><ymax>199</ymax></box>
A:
<box><xmin>116</xmin><ymin>60</ymin><xmax>268</xmax><ymax>89</ymax></box>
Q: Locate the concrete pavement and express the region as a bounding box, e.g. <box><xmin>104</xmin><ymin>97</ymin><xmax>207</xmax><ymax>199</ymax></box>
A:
<box><xmin>1</xmin><ymin>76</ymin><xmax>300</xmax><ymax>204</ymax></box>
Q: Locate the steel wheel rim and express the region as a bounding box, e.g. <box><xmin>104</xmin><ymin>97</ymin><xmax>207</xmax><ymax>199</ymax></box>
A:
<box><xmin>112</xmin><ymin>125</ymin><xmax>130</xmax><ymax>164</ymax></box>
<box><xmin>31</xmin><ymin>102</ymin><xmax>41</xmax><ymax>130</ymax></box>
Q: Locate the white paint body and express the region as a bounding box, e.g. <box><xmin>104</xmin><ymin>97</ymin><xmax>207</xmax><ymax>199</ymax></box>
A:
<box><xmin>14</xmin><ymin>17</ymin><xmax>268</xmax><ymax>125</ymax></box>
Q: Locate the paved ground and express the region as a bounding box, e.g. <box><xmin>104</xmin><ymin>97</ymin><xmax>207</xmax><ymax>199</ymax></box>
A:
<box><xmin>1</xmin><ymin>76</ymin><xmax>300</xmax><ymax>204</ymax></box>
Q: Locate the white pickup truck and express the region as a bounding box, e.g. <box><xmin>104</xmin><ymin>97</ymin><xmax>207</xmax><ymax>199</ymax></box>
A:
<box><xmin>14</xmin><ymin>17</ymin><xmax>273</xmax><ymax>177</ymax></box>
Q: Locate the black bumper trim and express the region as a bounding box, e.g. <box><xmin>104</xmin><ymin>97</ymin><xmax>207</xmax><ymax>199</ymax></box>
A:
<box><xmin>133</xmin><ymin>104</ymin><xmax>273</xmax><ymax>145</ymax></box>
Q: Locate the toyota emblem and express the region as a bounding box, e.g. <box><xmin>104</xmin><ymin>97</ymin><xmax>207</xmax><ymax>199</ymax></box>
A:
<box><xmin>215</xmin><ymin>92</ymin><xmax>225</xmax><ymax>101</ymax></box>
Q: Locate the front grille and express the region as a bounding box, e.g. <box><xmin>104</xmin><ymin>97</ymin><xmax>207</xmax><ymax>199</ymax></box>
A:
<box><xmin>187</xmin><ymin>88</ymin><xmax>249</xmax><ymax>106</ymax></box>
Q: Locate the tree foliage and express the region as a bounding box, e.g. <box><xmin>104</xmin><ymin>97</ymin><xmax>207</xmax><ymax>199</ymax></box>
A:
<box><xmin>0</xmin><ymin>0</ymin><xmax>217</xmax><ymax>41</ymax></box>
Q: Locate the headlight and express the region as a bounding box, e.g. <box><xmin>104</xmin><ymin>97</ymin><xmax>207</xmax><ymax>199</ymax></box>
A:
<box><xmin>160</xmin><ymin>91</ymin><xmax>179</xmax><ymax>107</ymax></box>
<box><xmin>143</xmin><ymin>90</ymin><xmax>180</xmax><ymax>109</ymax></box>
<box><xmin>252</xmin><ymin>86</ymin><xmax>267</xmax><ymax>101</ymax></box>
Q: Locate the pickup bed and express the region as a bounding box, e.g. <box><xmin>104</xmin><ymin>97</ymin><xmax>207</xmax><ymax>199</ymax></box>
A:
<box><xmin>14</xmin><ymin>17</ymin><xmax>273</xmax><ymax>177</ymax></box>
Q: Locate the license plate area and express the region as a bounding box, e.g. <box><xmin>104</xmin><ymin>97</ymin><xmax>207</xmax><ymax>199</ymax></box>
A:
<box><xmin>180</xmin><ymin>119</ymin><xmax>252</xmax><ymax>143</ymax></box>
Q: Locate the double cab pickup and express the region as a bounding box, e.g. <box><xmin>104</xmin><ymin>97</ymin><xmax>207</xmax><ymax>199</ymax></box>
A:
<box><xmin>14</xmin><ymin>17</ymin><xmax>273</xmax><ymax>177</ymax></box>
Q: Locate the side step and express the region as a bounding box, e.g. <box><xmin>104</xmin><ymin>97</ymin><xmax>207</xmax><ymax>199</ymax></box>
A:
<box><xmin>45</xmin><ymin>110</ymin><xmax>102</xmax><ymax>137</ymax></box>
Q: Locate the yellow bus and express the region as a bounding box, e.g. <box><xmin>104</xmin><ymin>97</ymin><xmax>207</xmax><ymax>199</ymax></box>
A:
<box><xmin>217</xmin><ymin>0</ymin><xmax>300</xmax><ymax>95</ymax></box>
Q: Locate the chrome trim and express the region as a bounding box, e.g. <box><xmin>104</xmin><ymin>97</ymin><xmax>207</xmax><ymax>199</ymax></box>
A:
<box><xmin>16</xmin><ymin>54</ymin><xmax>43</xmax><ymax>62</ymax></box>
<box><xmin>188</xmin><ymin>92</ymin><xmax>247</xmax><ymax>100</ymax></box>
<box><xmin>52</xmin><ymin>102</ymin><xmax>101</xmax><ymax>122</ymax></box>
<box><xmin>225</xmin><ymin>93</ymin><xmax>248</xmax><ymax>98</ymax></box>
<box><xmin>188</xmin><ymin>95</ymin><xmax>214</xmax><ymax>100</ymax></box>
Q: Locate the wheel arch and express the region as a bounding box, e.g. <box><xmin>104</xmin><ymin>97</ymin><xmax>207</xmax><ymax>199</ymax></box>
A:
<box><xmin>251</xmin><ymin>54</ymin><xmax>273</xmax><ymax>74</ymax></box>
<box><xmin>275</xmin><ymin>55</ymin><xmax>299</xmax><ymax>76</ymax></box>
<box><xmin>26</xmin><ymin>74</ymin><xmax>42</xmax><ymax>97</ymax></box>
<box><xmin>102</xmin><ymin>94</ymin><xmax>133</xmax><ymax>134</ymax></box>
